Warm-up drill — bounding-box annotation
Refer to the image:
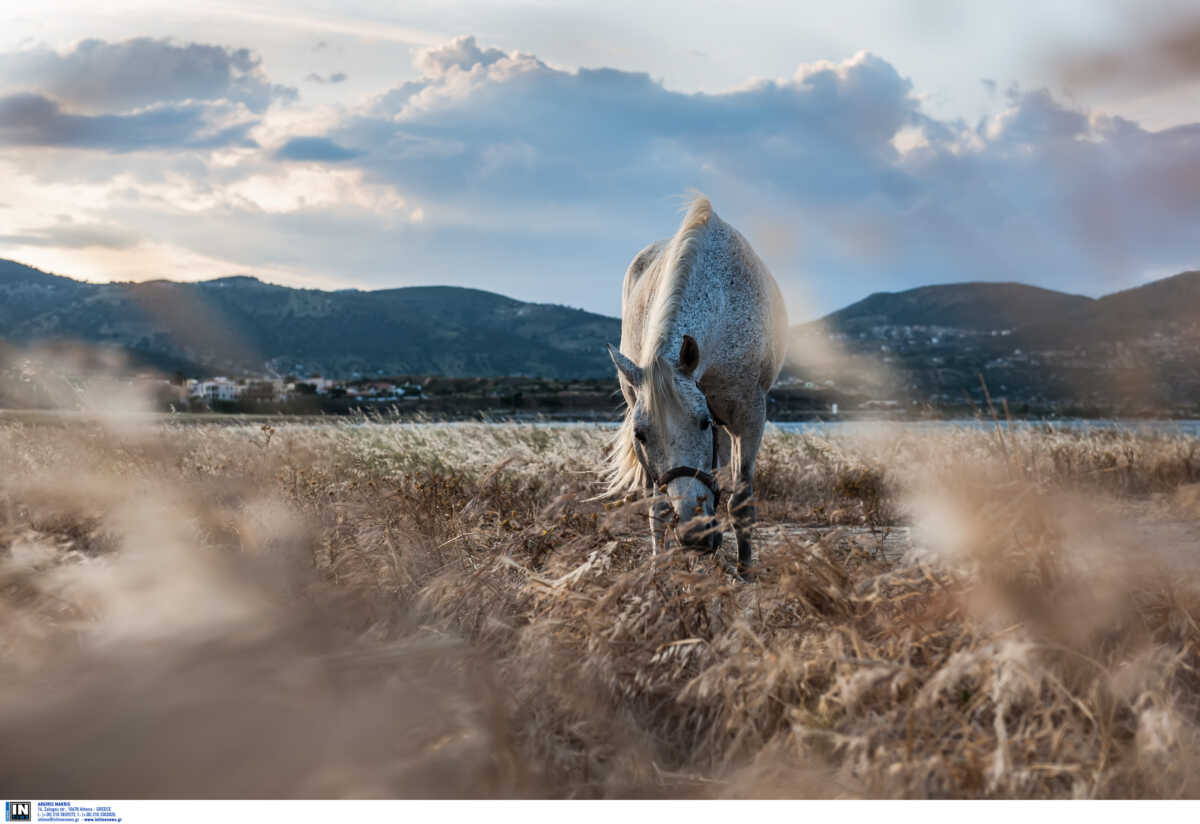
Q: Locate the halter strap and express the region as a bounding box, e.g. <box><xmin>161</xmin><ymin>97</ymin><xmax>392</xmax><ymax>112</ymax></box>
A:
<box><xmin>653</xmin><ymin>400</ymin><xmax>724</xmax><ymax>508</ymax></box>
<box><xmin>656</xmin><ymin>465</ymin><xmax>721</xmax><ymax>509</ymax></box>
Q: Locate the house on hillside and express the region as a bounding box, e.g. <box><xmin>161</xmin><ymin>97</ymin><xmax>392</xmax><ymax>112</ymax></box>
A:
<box><xmin>241</xmin><ymin>380</ymin><xmax>279</xmax><ymax>402</ymax></box>
<box><xmin>190</xmin><ymin>377</ymin><xmax>242</xmax><ymax>402</ymax></box>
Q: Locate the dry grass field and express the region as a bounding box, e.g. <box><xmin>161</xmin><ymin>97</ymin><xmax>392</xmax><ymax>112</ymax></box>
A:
<box><xmin>3</xmin><ymin>415</ymin><xmax>1200</xmax><ymax>798</ymax></box>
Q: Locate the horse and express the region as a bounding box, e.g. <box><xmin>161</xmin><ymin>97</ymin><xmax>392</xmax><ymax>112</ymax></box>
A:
<box><xmin>604</xmin><ymin>195</ymin><xmax>788</xmax><ymax>570</ymax></box>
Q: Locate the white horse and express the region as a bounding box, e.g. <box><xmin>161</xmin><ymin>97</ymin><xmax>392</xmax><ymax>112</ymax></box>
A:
<box><xmin>605</xmin><ymin>195</ymin><xmax>788</xmax><ymax>570</ymax></box>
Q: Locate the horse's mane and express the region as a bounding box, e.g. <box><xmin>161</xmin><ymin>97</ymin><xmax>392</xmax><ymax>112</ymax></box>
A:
<box><xmin>601</xmin><ymin>353</ymin><xmax>681</xmax><ymax>498</ymax></box>
<box><xmin>602</xmin><ymin>194</ymin><xmax>712</xmax><ymax>499</ymax></box>
<box><xmin>645</xmin><ymin>194</ymin><xmax>712</xmax><ymax>362</ymax></box>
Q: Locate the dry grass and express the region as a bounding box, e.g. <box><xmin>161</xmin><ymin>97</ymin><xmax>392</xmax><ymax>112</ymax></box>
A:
<box><xmin>2</xmin><ymin>416</ymin><xmax>1200</xmax><ymax>797</ymax></box>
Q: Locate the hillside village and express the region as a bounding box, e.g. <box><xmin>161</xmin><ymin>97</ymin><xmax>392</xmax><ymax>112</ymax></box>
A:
<box><xmin>185</xmin><ymin>376</ymin><xmax>425</xmax><ymax>406</ymax></box>
<box><xmin>805</xmin><ymin>319</ymin><xmax>1200</xmax><ymax>417</ymax></box>
<box><xmin>0</xmin><ymin>356</ymin><xmax>632</xmax><ymax>418</ymax></box>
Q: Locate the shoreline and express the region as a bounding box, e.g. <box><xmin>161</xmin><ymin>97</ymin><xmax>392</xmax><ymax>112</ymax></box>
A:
<box><xmin>7</xmin><ymin>406</ymin><xmax>1200</xmax><ymax>435</ymax></box>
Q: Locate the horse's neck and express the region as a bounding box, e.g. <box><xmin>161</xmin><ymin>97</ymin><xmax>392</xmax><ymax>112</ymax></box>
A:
<box><xmin>651</xmin><ymin>235</ymin><xmax>727</xmax><ymax>363</ymax></box>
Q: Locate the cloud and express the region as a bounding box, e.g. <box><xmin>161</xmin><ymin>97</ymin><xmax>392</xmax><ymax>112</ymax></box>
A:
<box><xmin>0</xmin><ymin>219</ymin><xmax>138</xmax><ymax>249</ymax></box>
<box><xmin>266</xmin><ymin>36</ymin><xmax>1195</xmax><ymax>311</ymax></box>
<box><xmin>304</xmin><ymin>72</ymin><xmax>347</xmax><ymax>84</ymax></box>
<box><xmin>415</xmin><ymin>35</ymin><xmax>509</xmax><ymax>78</ymax></box>
<box><xmin>275</xmin><ymin>136</ymin><xmax>359</xmax><ymax>162</ymax></box>
<box><xmin>0</xmin><ymin>38</ymin><xmax>293</xmax><ymax>155</ymax></box>
<box><xmin>5</xmin><ymin>33</ymin><xmax>1200</xmax><ymax>316</ymax></box>
<box><xmin>0</xmin><ymin>38</ymin><xmax>297</xmax><ymax>114</ymax></box>
<box><xmin>336</xmin><ymin>46</ymin><xmax>926</xmax><ymax>221</ymax></box>
<box><xmin>0</xmin><ymin>93</ymin><xmax>258</xmax><ymax>152</ymax></box>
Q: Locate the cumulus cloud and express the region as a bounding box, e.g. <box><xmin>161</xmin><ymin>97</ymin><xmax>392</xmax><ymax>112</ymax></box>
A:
<box><xmin>0</xmin><ymin>38</ymin><xmax>297</xmax><ymax>114</ymax></box>
<box><xmin>415</xmin><ymin>35</ymin><xmax>509</xmax><ymax>78</ymax></box>
<box><xmin>0</xmin><ymin>219</ymin><xmax>138</xmax><ymax>249</ymax></box>
<box><xmin>304</xmin><ymin>72</ymin><xmax>347</xmax><ymax>84</ymax></box>
<box><xmin>275</xmin><ymin>136</ymin><xmax>359</xmax><ymax>162</ymax></box>
<box><xmin>5</xmin><ymin>32</ymin><xmax>1200</xmax><ymax>315</ymax></box>
<box><xmin>272</xmin><ymin>36</ymin><xmax>1197</xmax><ymax>309</ymax></box>
<box><xmin>0</xmin><ymin>93</ymin><xmax>258</xmax><ymax>152</ymax></box>
<box><xmin>337</xmin><ymin>46</ymin><xmax>927</xmax><ymax>220</ymax></box>
<box><xmin>0</xmin><ymin>38</ymin><xmax>296</xmax><ymax>155</ymax></box>
<box><xmin>982</xmin><ymin>88</ymin><xmax>1088</xmax><ymax>142</ymax></box>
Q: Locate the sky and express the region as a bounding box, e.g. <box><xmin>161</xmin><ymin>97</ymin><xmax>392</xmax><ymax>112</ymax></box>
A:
<box><xmin>1</xmin><ymin>0</ymin><xmax>1199</xmax><ymax>320</ymax></box>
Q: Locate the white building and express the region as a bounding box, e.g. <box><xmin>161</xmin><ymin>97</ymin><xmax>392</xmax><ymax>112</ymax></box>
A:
<box><xmin>190</xmin><ymin>378</ymin><xmax>242</xmax><ymax>402</ymax></box>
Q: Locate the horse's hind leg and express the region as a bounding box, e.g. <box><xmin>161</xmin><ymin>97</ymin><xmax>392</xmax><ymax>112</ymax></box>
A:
<box><xmin>730</xmin><ymin>400</ymin><xmax>766</xmax><ymax>573</ymax></box>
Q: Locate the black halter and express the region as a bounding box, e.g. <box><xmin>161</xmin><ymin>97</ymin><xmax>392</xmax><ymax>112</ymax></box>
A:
<box><xmin>650</xmin><ymin>402</ymin><xmax>724</xmax><ymax>509</ymax></box>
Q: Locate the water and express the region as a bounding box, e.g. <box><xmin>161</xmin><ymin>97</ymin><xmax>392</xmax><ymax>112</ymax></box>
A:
<box><xmin>357</xmin><ymin>417</ymin><xmax>1200</xmax><ymax>439</ymax></box>
<box><xmin>766</xmin><ymin>418</ymin><xmax>1200</xmax><ymax>438</ymax></box>
<box><xmin>9</xmin><ymin>407</ymin><xmax>1200</xmax><ymax>438</ymax></box>
<box><xmin>450</xmin><ymin>418</ymin><xmax>1200</xmax><ymax>439</ymax></box>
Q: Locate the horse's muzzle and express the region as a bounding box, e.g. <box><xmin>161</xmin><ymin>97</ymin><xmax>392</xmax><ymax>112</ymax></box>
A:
<box><xmin>658</xmin><ymin>466</ymin><xmax>723</xmax><ymax>552</ymax></box>
<box><xmin>681</xmin><ymin>519</ymin><xmax>721</xmax><ymax>552</ymax></box>
<box><xmin>657</xmin><ymin>466</ymin><xmax>721</xmax><ymax>510</ymax></box>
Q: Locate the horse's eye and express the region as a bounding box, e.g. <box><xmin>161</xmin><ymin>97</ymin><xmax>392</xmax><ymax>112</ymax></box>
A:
<box><xmin>634</xmin><ymin>427</ymin><xmax>648</xmax><ymax>443</ymax></box>
<box><xmin>699</xmin><ymin>417</ymin><xmax>711</xmax><ymax>431</ymax></box>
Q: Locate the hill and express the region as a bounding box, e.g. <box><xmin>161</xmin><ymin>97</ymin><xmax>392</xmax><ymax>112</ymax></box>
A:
<box><xmin>820</xmin><ymin>281</ymin><xmax>1094</xmax><ymax>335</ymax></box>
<box><xmin>1019</xmin><ymin>270</ymin><xmax>1200</xmax><ymax>346</ymax></box>
<box><xmin>0</xmin><ymin>260</ymin><xmax>621</xmax><ymax>379</ymax></box>
<box><xmin>790</xmin><ymin>273</ymin><xmax>1200</xmax><ymax>414</ymax></box>
<box><xmin>7</xmin><ymin>257</ymin><xmax>1200</xmax><ymax>414</ymax></box>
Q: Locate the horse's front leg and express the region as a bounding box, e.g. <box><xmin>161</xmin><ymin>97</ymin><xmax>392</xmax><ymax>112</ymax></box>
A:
<box><xmin>650</xmin><ymin>496</ymin><xmax>672</xmax><ymax>555</ymax></box>
<box><xmin>730</xmin><ymin>411</ymin><xmax>765</xmax><ymax>574</ymax></box>
<box><xmin>730</xmin><ymin>473</ymin><xmax>756</xmax><ymax>571</ymax></box>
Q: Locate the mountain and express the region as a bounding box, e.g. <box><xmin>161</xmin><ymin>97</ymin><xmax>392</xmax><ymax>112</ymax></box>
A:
<box><xmin>7</xmin><ymin>256</ymin><xmax>1200</xmax><ymax>412</ymax></box>
<box><xmin>791</xmin><ymin>273</ymin><xmax>1200</xmax><ymax>413</ymax></box>
<box><xmin>1020</xmin><ymin>270</ymin><xmax>1200</xmax><ymax>346</ymax></box>
<box><xmin>0</xmin><ymin>259</ymin><xmax>92</xmax><ymax>327</ymax></box>
<box><xmin>812</xmin><ymin>272</ymin><xmax>1200</xmax><ymax>346</ymax></box>
<box><xmin>820</xmin><ymin>281</ymin><xmax>1094</xmax><ymax>335</ymax></box>
<box><xmin>0</xmin><ymin>260</ymin><xmax>621</xmax><ymax>379</ymax></box>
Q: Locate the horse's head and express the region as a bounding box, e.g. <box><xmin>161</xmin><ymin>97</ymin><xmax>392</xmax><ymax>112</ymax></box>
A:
<box><xmin>609</xmin><ymin>336</ymin><xmax>721</xmax><ymax>551</ymax></box>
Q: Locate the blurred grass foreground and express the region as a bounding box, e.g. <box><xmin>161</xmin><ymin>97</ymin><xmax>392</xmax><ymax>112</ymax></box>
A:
<box><xmin>3</xmin><ymin>415</ymin><xmax>1200</xmax><ymax>798</ymax></box>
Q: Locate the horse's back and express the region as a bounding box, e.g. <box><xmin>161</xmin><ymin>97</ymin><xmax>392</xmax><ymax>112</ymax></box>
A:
<box><xmin>698</xmin><ymin>212</ymin><xmax>788</xmax><ymax>391</ymax></box>
<box><xmin>619</xmin><ymin>199</ymin><xmax>787</xmax><ymax>391</ymax></box>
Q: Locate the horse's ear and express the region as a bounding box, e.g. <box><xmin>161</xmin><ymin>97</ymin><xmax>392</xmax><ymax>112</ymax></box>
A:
<box><xmin>607</xmin><ymin>344</ymin><xmax>643</xmax><ymax>387</ymax></box>
<box><xmin>677</xmin><ymin>335</ymin><xmax>700</xmax><ymax>377</ymax></box>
